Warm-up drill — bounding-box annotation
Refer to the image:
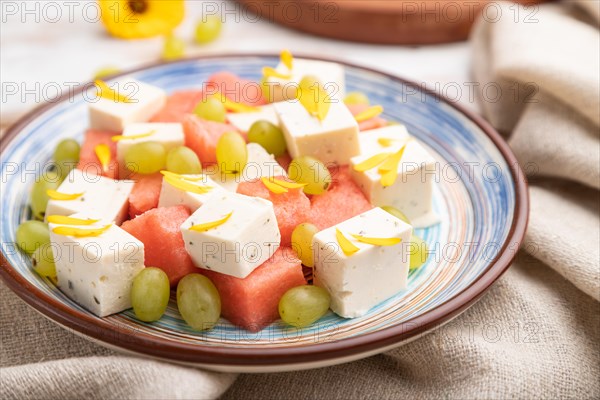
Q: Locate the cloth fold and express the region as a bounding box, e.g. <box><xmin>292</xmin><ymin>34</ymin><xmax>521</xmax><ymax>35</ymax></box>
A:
<box><xmin>1</xmin><ymin>1</ymin><xmax>599</xmax><ymax>399</ymax></box>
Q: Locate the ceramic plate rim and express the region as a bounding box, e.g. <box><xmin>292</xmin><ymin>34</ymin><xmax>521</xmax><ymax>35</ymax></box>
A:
<box><xmin>0</xmin><ymin>53</ymin><xmax>529</xmax><ymax>368</ymax></box>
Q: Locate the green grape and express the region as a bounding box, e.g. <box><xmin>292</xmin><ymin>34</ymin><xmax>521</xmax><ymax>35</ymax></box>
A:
<box><xmin>131</xmin><ymin>267</ymin><xmax>171</xmax><ymax>322</ymax></box>
<box><xmin>288</xmin><ymin>156</ymin><xmax>332</xmax><ymax>195</ymax></box>
<box><xmin>31</xmin><ymin>242</ymin><xmax>56</xmax><ymax>278</ymax></box>
<box><xmin>16</xmin><ymin>220</ymin><xmax>50</xmax><ymax>254</ymax></box>
<box><xmin>162</xmin><ymin>34</ymin><xmax>185</xmax><ymax>61</ymax></box>
<box><xmin>216</xmin><ymin>131</ymin><xmax>247</xmax><ymax>175</ymax></box>
<box><xmin>344</xmin><ymin>91</ymin><xmax>370</xmax><ymax>106</ymax></box>
<box><xmin>176</xmin><ymin>274</ymin><xmax>221</xmax><ymax>331</ymax></box>
<box><xmin>166</xmin><ymin>146</ymin><xmax>202</xmax><ymax>174</ymax></box>
<box><xmin>380</xmin><ymin>206</ymin><xmax>411</xmax><ymax>224</ymax></box>
<box><xmin>298</xmin><ymin>75</ymin><xmax>321</xmax><ymax>90</ymax></box>
<box><xmin>193</xmin><ymin>97</ymin><xmax>226</xmax><ymax>123</ymax></box>
<box><xmin>247</xmin><ymin>120</ymin><xmax>287</xmax><ymax>156</ymax></box>
<box><xmin>125</xmin><ymin>141</ymin><xmax>166</xmax><ymax>174</ymax></box>
<box><xmin>279</xmin><ymin>285</ymin><xmax>330</xmax><ymax>328</ymax></box>
<box><xmin>93</xmin><ymin>66</ymin><xmax>120</xmax><ymax>80</ymax></box>
<box><xmin>410</xmin><ymin>234</ymin><xmax>428</xmax><ymax>270</ymax></box>
<box><xmin>291</xmin><ymin>223</ymin><xmax>319</xmax><ymax>267</ymax></box>
<box><xmin>53</xmin><ymin>139</ymin><xmax>80</xmax><ymax>178</ymax></box>
<box><xmin>30</xmin><ymin>171</ymin><xmax>62</xmax><ymax>220</ymax></box>
<box><xmin>194</xmin><ymin>15</ymin><xmax>222</xmax><ymax>45</ymax></box>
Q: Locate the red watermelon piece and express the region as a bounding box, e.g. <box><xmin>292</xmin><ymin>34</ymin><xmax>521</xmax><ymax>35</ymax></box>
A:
<box><xmin>237</xmin><ymin>177</ymin><xmax>310</xmax><ymax>246</ymax></box>
<box><xmin>275</xmin><ymin>152</ymin><xmax>292</xmax><ymax>171</ymax></box>
<box><xmin>121</xmin><ymin>206</ymin><xmax>195</xmax><ymax>286</ymax></box>
<box><xmin>206</xmin><ymin>71</ymin><xmax>266</xmax><ymax>106</ymax></box>
<box><xmin>182</xmin><ymin>114</ymin><xmax>239</xmax><ymax>164</ymax></box>
<box><xmin>309</xmin><ymin>166</ymin><xmax>372</xmax><ymax>230</ymax></box>
<box><xmin>76</xmin><ymin>129</ymin><xmax>119</xmax><ymax>179</ymax></box>
<box><xmin>200</xmin><ymin>247</ymin><xmax>305</xmax><ymax>332</ymax></box>
<box><xmin>128</xmin><ymin>173</ymin><xmax>163</xmax><ymax>219</ymax></box>
<box><xmin>347</xmin><ymin>104</ymin><xmax>388</xmax><ymax>131</ymax></box>
<box><xmin>151</xmin><ymin>90</ymin><xmax>204</xmax><ymax>123</ymax></box>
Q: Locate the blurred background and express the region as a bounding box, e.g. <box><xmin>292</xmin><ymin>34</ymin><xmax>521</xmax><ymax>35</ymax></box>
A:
<box><xmin>1</xmin><ymin>0</ymin><xmax>488</xmax><ymax>126</ymax></box>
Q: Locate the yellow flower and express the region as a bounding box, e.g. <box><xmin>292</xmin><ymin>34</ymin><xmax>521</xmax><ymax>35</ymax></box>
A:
<box><xmin>99</xmin><ymin>0</ymin><xmax>184</xmax><ymax>39</ymax></box>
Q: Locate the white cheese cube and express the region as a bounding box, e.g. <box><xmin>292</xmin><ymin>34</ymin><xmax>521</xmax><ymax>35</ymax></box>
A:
<box><xmin>116</xmin><ymin>122</ymin><xmax>184</xmax><ymax>177</ymax></box>
<box><xmin>264</xmin><ymin>59</ymin><xmax>346</xmax><ymax>102</ymax></box>
<box><xmin>181</xmin><ymin>192</ymin><xmax>280</xmax><ymax>278</ymax></box>
<box><xmin>274</xmin><ymin>100</ymin><xmax>360</xmax><ymax>165</ymax></box>
<box><xmin>49</xmin><ymin>216</ymin><xmax>145</xmax><ymax>317</ymax></box>
<box><xmin>157</xmin><ymin>174</ymin><xmax>225</xmax><ymax>212</ymax></box>
<box><xmin>313</xmin><ymin>207</ymin><xmax>412</xmax><ymax>318</ymax></box>
<box><xmin>204</xmin><ymin>143</ymin><xmax>287</xmax><ymax>192</ymax></box>
<box><xmin>45</xmin><ymin>169</ymin><xmax>134</xmax><ymax>225</ymax></box>
<box><xmin>89</xmin><ymin>77</ymin><xmax>166</xmax><ymax>132</ymax></box>
<box><xmin>349</xmin><ymin>125</ymin><xmax>438</xmax><ymax>228</ymax></box>
<box><xmin>226</xmin><ymin>103</ymin><xmax>280</xmax><ymax>133</ymax></box>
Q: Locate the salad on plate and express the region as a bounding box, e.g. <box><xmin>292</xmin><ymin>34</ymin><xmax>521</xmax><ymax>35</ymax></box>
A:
<box><xmin>15</xmin><ymin>51</ymin><xmax>439</xmax><ymax>333</ymax></box>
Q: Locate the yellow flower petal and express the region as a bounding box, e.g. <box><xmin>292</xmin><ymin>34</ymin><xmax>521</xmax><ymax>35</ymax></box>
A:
<box><xmin>47</xmin><ymin>216</ymin><xmax>100</xmax><ymax>225</ymax></box>
<box><xmin>298</xmin><ymin>86</ymin><xmax>331</xmax><ymax>121</ymax></box>
<box><xmin>353</xmin><ymin>152</ymin><xmax>392</xmax><ymax>172</ymax></box>
<box><xmin>99</xmin><ymin>0</ymin><xmax>185</xmax><ymax>39</ymax></box>
<box><xmin>160</xmin><ymin>170</ymin><xmax>206</xmax><ymax>182</ymax></box>
<box><xmin>219</xmin><ymin>94</ymin><xmax>260</xmax><ymax>113</ymax></box>
<box><xmin>262</xmin><ymin>66</ymin><xmax>292</xmax><ymax>80</ymax></box>
<box><xmin>95</xmin><ymin>80</ymin><xmax>132</xmax><ymax>103</ymax></box>
<box><xmin>377</xmin><ymin>137</ymin><xmax>395</xmax><ymax>147</ymax></box>
<box><xmin>380</xmin><ymin>169</ymin><xmax>399</xmax><ymax>187</ymax></box>
<box><xmin>378</xmin><ymin>145</ymin><xmax>407</xmax><ymax>173</ymax></box>
<box><xmin>111</xmin><ymin>130</ymin><xmax>155</xmax><ymax>142</ymax></box>
<box><xmin>336</xmin><ymin>228</ymin><xmax>360</xmax><ymax>256</ymax></box>
<box><xmin>354</xmin><ymin>105</ymin><xmax>384</xmax><ymax>123</ymax></box>
<box><xmin>261</xmin><ymin>177</ymin><xmax>289</xmax><ymax>194</ymax></box>
<box><xmin>351</xmin><ymin>234</ymin><xmax>402</xmax><ymax>246</ymax></box>
<box><xmin>281</xmin><ymin>49</ymin><xmax>294</xmax><ymax>70</ymax></box>
<box><xmin>52</xmin><ymin>224</ymin><xmax>112</xmax><ymax>238</ymax></box>
<box><xmin>270</xmin><ymin>177</ymin><xmax>307</xmax><ymax>189</ymax></box>
<box><xmin>316</xmin><ymin>91</ymin><xmax>331</xmax><ymax>122</ymax></box>
<box><xmin>94</xmin><ymin>144</ymin><xmax>111</xmax><ymax>173</ymax></box>
<box><xmin>46</xmin><ymin>190</ymin><xmax>84</xmax><ymax>201</ymax></box>
<box><xmin>189</xmin><ymin>212</ymin><xmax>233</xmax><ymax>232</ymax></box>
<box><xmin>164</xmin><ymin>176</ymin><xmax>213</xmax><ymax>194</ymax></box>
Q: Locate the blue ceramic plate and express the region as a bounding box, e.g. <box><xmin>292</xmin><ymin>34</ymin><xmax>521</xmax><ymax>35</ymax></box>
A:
<box><xmin>0</xmin><ymin>55</ymin><xmax>528</xmax><ymax>372</ymax></box>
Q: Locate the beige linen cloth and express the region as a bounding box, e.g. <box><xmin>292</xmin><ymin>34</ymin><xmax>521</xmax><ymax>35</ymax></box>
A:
<box><xmin>1</xmin><ymin>2</ymin><xmax>599</xmax><ymax>399</ymax></box>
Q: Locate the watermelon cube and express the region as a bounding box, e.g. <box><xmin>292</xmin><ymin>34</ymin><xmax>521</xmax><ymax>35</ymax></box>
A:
<box><xmin>128</xmin><ymin>173</ymin><xmax>163</xmax><ymax>219</ymax></box>
<box><xmin>206</xmin><ymin>72</ymin><xmax>266</xmax><ymax>106</ymax></box>
<box><xmin>200</xmin><ymin>247</ymin><xmax>306</xmax><ymax>332</ymax></box>
<box><xmin>121</xmin><ymin>206</ymin><xmax>196</xmax><ymax>285</ymax></box>
<box><xmin>182</xmin><ymin>114</ymin><xmax>239</xmax><ymax>164</ymax></box>
<box><xmin>275</xmin><ymin>152</ymin><xmax>292</xmax><ymax>171</ymax></box>
<box><xmin>237</xmin><ymin>177</ymin><xmax>310</xmax><ymax>246</ymax></box>
<box><xmin>309</xmin><ymin>166</ymin><xmax>373</xmax><ymax>230</ymax></box>
<box><xmin>76</xmin><ymin>129</ymin><xmax>119</xmax><ymax>179</ymax></box>
<box><xmin>347</xmin><ymin>104</ymin><xmax>388</xmax><ymax>131</ymax></box>
<box><xmin>151</xmin><ymin>90</ymin><xmax>204</xmax><ymax>123</ymax></box>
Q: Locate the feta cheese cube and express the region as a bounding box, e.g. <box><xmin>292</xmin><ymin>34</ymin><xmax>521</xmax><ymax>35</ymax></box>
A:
<box><xmin>49</xmin><ymin>216</ymin><xmax>145</xmax><ymax>317</ymax></box>
<box><xmin>157</xmin><ymin>174</ymin><xmax>225</xmax><ymax>212</ymax></box>
<box><xmin>45</xmin><ymin>169</ymin><xmax>133</xmax><ymax>225</ymax></box>
<box><xmin>116</xmin><ymin>122</ymin><xmax>184</xmax><ymax>177</ymax></box>
<box><xmin>226</xmin><ymin>103</ymin><xmax>280</xmax><ymax>133</ymax></box>
<box><xmin>264</xmin><ymin>59</ymin><xmax>346</xmax><ymax>102</ymax></box>
<box><xmin>89</xmin><ymin>77</ymin><xmax>166</xmax><ymax>132</ymax></box>
<box><xmin>274</xmin><ymin>100</ymin><xmax>360</xmax><ymax>165</ymax></box>
<box><xmin>181</xmin><ymin>192</ymin><xmax>280</xmax><ymax>278</ymax></box>
<box><xmin>312</xmin><ymin>207</ymin><xmax>412</xmax><ymax>318</ymax></box>
<box><xmin>349</xmin><ymin>125</ymin><xmax>438</xmax><ymax>228</ymax></box>
<box><xmin>204</xmin><ymin>143</ymin><xmax>287</xmax><ymax>192</ymax></box>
